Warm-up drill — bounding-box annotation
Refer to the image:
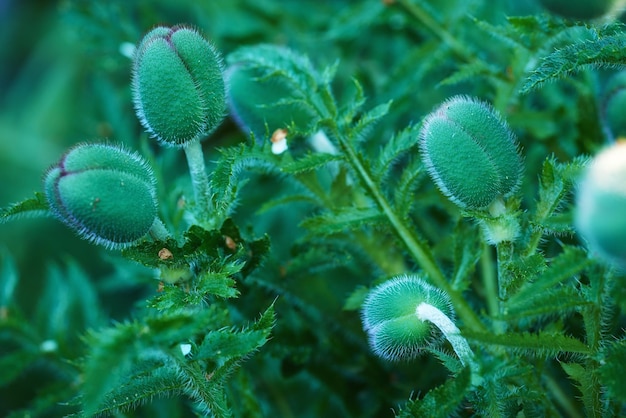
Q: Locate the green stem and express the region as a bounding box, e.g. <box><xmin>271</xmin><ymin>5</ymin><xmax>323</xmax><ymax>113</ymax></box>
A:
<box><xmin>331</xmin><ymin>126</ymin><xmax>485</xmax><ymax>332</ymax></box>
<box><xmin>480</xmin><ymin>242</ymin><xmax>499</xmax><ymax>320</ymax></box>
<box><xmin>496</xmin><ymin>241</ymin><xmax>514</xmax><ymax>301</ymax></box>
<box><xmin>396</xmin><ymin>0</ymin><xmax>473</xmax><ymax>62</ymax></box>
<box><xmin>416</xmin><ymin>302</ymin><xmax>482</xmax><ymax>385</ymax></box>
<box><xmin>183</xmin><ymin>141</ymin><xmax>212</xmax><ymax>217</ymax></box>
<box><xmin>149</xmin><ymin>218</ymin><xmax>171</xmax><ymax>242</ymax></box>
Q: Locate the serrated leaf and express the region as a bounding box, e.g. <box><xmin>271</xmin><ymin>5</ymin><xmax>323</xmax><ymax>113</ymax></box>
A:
<box><xmin>508</xmin><ymin>246</ymin><xmax>591</xmax><ymax>307</ymax></box>
<box><xmin>503</xmin><ymin>286</ymin><xmax>590</xmax><ymax>320</ymax></box>
<box><xmin>464</xmin><ymin>330</ymin><xmax>590</xmax><ymax>357</ymax></box>
<box><xmin>281</xmin><ymin>152</ymin><xmax>344</xmax><ymax>175</ymax></box>
<box><xmin>522</xmin><ymin>29</ymin><xmax>626</xmax><ymax>93</ymax></box>
<box><xmin>373</xmin><ymin>124</ymin><xmax>420</xmax><ymax>183</ymax></box>
<box><xmin>561</xmin><ymin>361</ymin><xmax>602</xmax><ymax>416</ymax></box>
<box><xmin>0</xmin><ymin>192</ymin><xmax>49</xmax><ymax>224</ymax></box>
<box><xmin>350</xmin><ymin>101</ymin><xmax>391</xmax><ymax>144</ymax></box>
<box><xmin>300</xmin><ymin>206</ymin><xmax>385</xmax><ymax>236</ymax></box>
<box><xmin>397</xmin><ymin>366</ymin><xmax>472</xmax><ymax>418</ymax></box>
<box><xmin>599</xmin><ymin>339</ymin><xmax>626</xmax><ymax>402</ymax></box>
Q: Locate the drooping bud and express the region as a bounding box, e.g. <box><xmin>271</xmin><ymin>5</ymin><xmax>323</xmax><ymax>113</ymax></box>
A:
<box><xmin>361</xmin><ymin>275</ymin><xmax>454</xmax><ymax>361</ymax></box>
<box><xmin>132</xmin><ymin>25</ymin><xmax>226</xmax><ymax>147</ymax></box>
<box><xmin>576</xmin><ymin>141</ymin><xmax>626</xmax><ymax>266</ymax></box>
<box><xmin>44</xmin><ymin>143</ymin><xmax>158</xmax><ymax>249</ymax></box>
<box><xmin>419</xmin><ymin>96</ymin><xmax>523</xmax><ymax>210</ymax></box>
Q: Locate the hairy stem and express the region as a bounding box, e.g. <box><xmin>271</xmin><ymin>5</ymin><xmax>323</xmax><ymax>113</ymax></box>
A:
<box><xmin>331</xmin><ymin>125</ymin><xmax>485</xmax><ymax>332</ymax></box>
<box><xmin>480</xmin><ymin>243</ymin><xmax>499</xmax><ymax>320</ymax></box>
<box><xmin>416</xmin><ymin>302</ymin><xmax>481</xmax><ymax>385</ymax></box>
<box><xmin>184</xmin><ymin>140</ymin><xmax>212</xmax><ymax>217</ymax></box>
<box><xmin>149</xmin><ymin>218</ymin><xmax>172</xmax><ymax>242</ymax></box>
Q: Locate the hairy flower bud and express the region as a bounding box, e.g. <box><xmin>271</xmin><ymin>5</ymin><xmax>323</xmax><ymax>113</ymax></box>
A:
<box><xmin>44</xmin><ymin>143</ymin><xmax>158</xmax><ymax>249</ymax></box>
<box><xmin>419</xmin><ymin>96</ymin><xmax>523</xmax><ymax>210</ymax></box>
<box><xmin>361</xmin><ymin>275</ymin><xmax>454</xmax><ymax>361</ymax></box>
<box><xmin>132</xmin><ymin>25</ymin><xmax>226</xmax><ymax>147</ymax></box>
<box><xmin>576</xmin><ymin>141</ymin><xmax>626</xmax><ymax>266</ymax></box>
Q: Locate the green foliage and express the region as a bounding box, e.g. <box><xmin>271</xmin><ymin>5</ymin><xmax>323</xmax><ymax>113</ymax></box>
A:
<box><xmin>4</xmin><ymin>0</ymin><xmax>626</xmax><ymax>416</ymax></box>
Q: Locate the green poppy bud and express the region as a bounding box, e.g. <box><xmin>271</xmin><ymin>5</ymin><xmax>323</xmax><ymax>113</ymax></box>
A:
<box><xmin>132</xmin><ymin>25</ymin><xmax>226</xmax><ymax>147</ymax></box>
<box><xmin>576</xmin><ymin>141</ymin><xmax>626</xmax><ymax>266</ymax></box>
<box><xmin>539</xmin><ymin>0</ymin><xmax>613</xmax><ymax>20</ymax></box>
<box><xmin>361</xmin><ymin>275</ymin><xmax>454</xmax><ymax>361</ymax></box>
<box><xmin>419</xmin><ymin>96</ymin><xmax>523</xmax><ymax>210</ymax></box>
<box><xmin>44</xmin><ymin>143</ymin><xmax>158</xmax><ymax>249</ymax></box>
<box><xmin>601</xmin><ymin>72</ymin><xmax>626</xmax><ymax>141</ymax></box>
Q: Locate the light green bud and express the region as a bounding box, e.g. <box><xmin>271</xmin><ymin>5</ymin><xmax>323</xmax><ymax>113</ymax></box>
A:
<box><xmin>361</xmin><ymin>275</ymin><xmax>453</xmax><ymax>361</ymax></box>
<box><xmin>132</xmin><ymin>25</ymin><xmax>226</xmax><ymax>147</ymax></box>
<box><xmin>419</xmin><ymin>96</ymin><xmax>523</xmax><ymax>210</ymax></box>
<box><xmin>44</xmin><ymin>143</ymin><xmax>158</xmax><ymax>249</ymax></box>
<box><xmin>576</xmin><ymin>141</ymin><xmax>626</xmax><ymax>266</ymax></box>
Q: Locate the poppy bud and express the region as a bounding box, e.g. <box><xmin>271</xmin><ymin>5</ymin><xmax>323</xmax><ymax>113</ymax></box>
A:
<box><xmin>44</xmin><ymin>143</ymin><xmax>158</xmax><ymax>249</ymax></box>
<box><xmin>361</xmin><ymin>275</ymin><xmax>454</xmax><ymax>361</ymax></box>
<box><xmin>576</xmin><ymin>141</ymin><xmax>626</xmax><ymax>266</ymax></box>
<box><xmin>132</xmin><ymin>25</ymin><xmax>226</xmax><ymax>147</ymax></box>
<box><xmin>419</xmin><ymin>96</ymin><xmax>523</xmax><ymax>210</ymax></box>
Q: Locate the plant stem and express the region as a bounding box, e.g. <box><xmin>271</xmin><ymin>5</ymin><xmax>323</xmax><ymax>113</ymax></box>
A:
<box><xmin>149</xmin><ymin>218</ymin><xmax>172</xmax><ymax>242</ymax></box>
<box><xmin>395</xmin><ymin>0</ymin><xmax>473</xmax><ymax>62</ymax></box>
<box><xmin>183</xmin><ymin>140</ymin><xmax>212</xmax><ymax>217</ymax></box>
<box><xmin>416</xmin><ymin>302</ymin><xmax>481</xmax><ymax>385</ymax></box>
<box><xmin>331</xmin><ymin>126</ymin><xmax>486</xmax><ymax>332</ymax></box>
<box><xmin>496</xmin><ymin>241</ymin><xmax>514</xmax><ymax>301</ymax></box>
<box><xmin>480</xmin><ymin>242</ymin><xmax>499</xmax><ymax>319</ymax></box>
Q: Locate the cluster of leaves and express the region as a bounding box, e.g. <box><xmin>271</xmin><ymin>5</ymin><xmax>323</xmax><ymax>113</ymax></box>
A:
<box><xmin>5</xmin><ymin>0</ymin><xmax>626</xmax><ymax>417</ymax></box>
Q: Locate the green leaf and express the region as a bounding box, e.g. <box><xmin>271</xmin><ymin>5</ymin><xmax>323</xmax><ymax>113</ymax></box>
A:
<box><xmin>397</xmin><ymin>366</ymin><xmax>472</xmax><ymax>418</ymax></box>
<box><xmin>300</xmin><ymin>206</ymin><xmax>386</xmax><ymax>236</ymax></box>
<box><xmin>508</xmin><ymin>246</ymin><xmax>592</xmax><ymax>307</ymax></box>
<box><xmin>281</xmin><ymin>152</ymin><xmax>344</xmax><ymax>175</ymax></box>
<box><xmin>561</xmin><ymin>361</ymin><xmax>603</xmax><ymax>416</ymax></box>
<box><xmin>522</xmin><ymin>26</ymin><xmax>626</xmax><ymax>93</ymax></box>
<box><xmin>373</xmin><ymin>124</ymin><xmax>420</xmax><ymax>183</ymax></box>
<box><xmin>464</xmin><ymin>330</ymin><xmax>590</xmax><ymax>357</ymax></box>
<box><xmin>0</xmin><ymin>192</ymin><xmax>49</xmax><ymax>224</ymax></box>
<box><xmin>599</xmin><ymin>339</ymin><xmax>626</xmax><ymax>402</ymax></box>
<box><xmin>350</xmin><ymin>101</ymin><xmax>392</xmax><ymax>144</ymax></box>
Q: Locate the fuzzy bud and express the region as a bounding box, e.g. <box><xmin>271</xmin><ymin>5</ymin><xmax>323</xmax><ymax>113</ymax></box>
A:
<box><xmin>576</xmin><ymin>141</ymin><xmax>626</xmax><ymax>266</ymax></box>
<box><xmin>419</xmin><ymin>96</ymin><xmax>523</xmax><ymax>210</ymax></box>
<box><xmin>132</xmin><ymin>25</ymin><xmax>226</xmax><ymax>147</ymax></box>
<box><xmin>44</xmin><ymin>143</ymin><xmax>158</xmax><ymax>249</ymax></box>
<box><xmin>361</xmin><ymin>275</ymin><xmax>454</xmax><ymax>361</ymax></box>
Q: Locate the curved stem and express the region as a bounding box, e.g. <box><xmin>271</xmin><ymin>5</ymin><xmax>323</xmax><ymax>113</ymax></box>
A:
<box><xmin>331</xmin><ymin>126</ymin><xmax>485</xmax><ymax>332</ymax></box>
<box><xmin>416</xmin><ymin>302</ymin><xmax>482</xmax><ymax>385</ymax></box>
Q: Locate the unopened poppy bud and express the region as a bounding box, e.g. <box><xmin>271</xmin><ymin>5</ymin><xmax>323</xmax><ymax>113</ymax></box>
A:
<box><xmin>576</xmin><ymin>141</ymin><xmax>626</xmax><ymax>266</ymax></box>
<box><xmin>361</xmin><ymin>275</ymin><xmax>454</xmax><ymax>361</ymax></box>
<box><xmin>419</xmin><ymin>96</ymin><xmax>523</xmax><ymax>210</ymax></box>
<box><xmin>44</xmin><ymin>143</ymin><xmax>158</xmax><ymax>249</ymax></box>
<box><xmin>132</xmin><ymin>25</ymin><xmax>226</xmax><ymax>147</ymax></box>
